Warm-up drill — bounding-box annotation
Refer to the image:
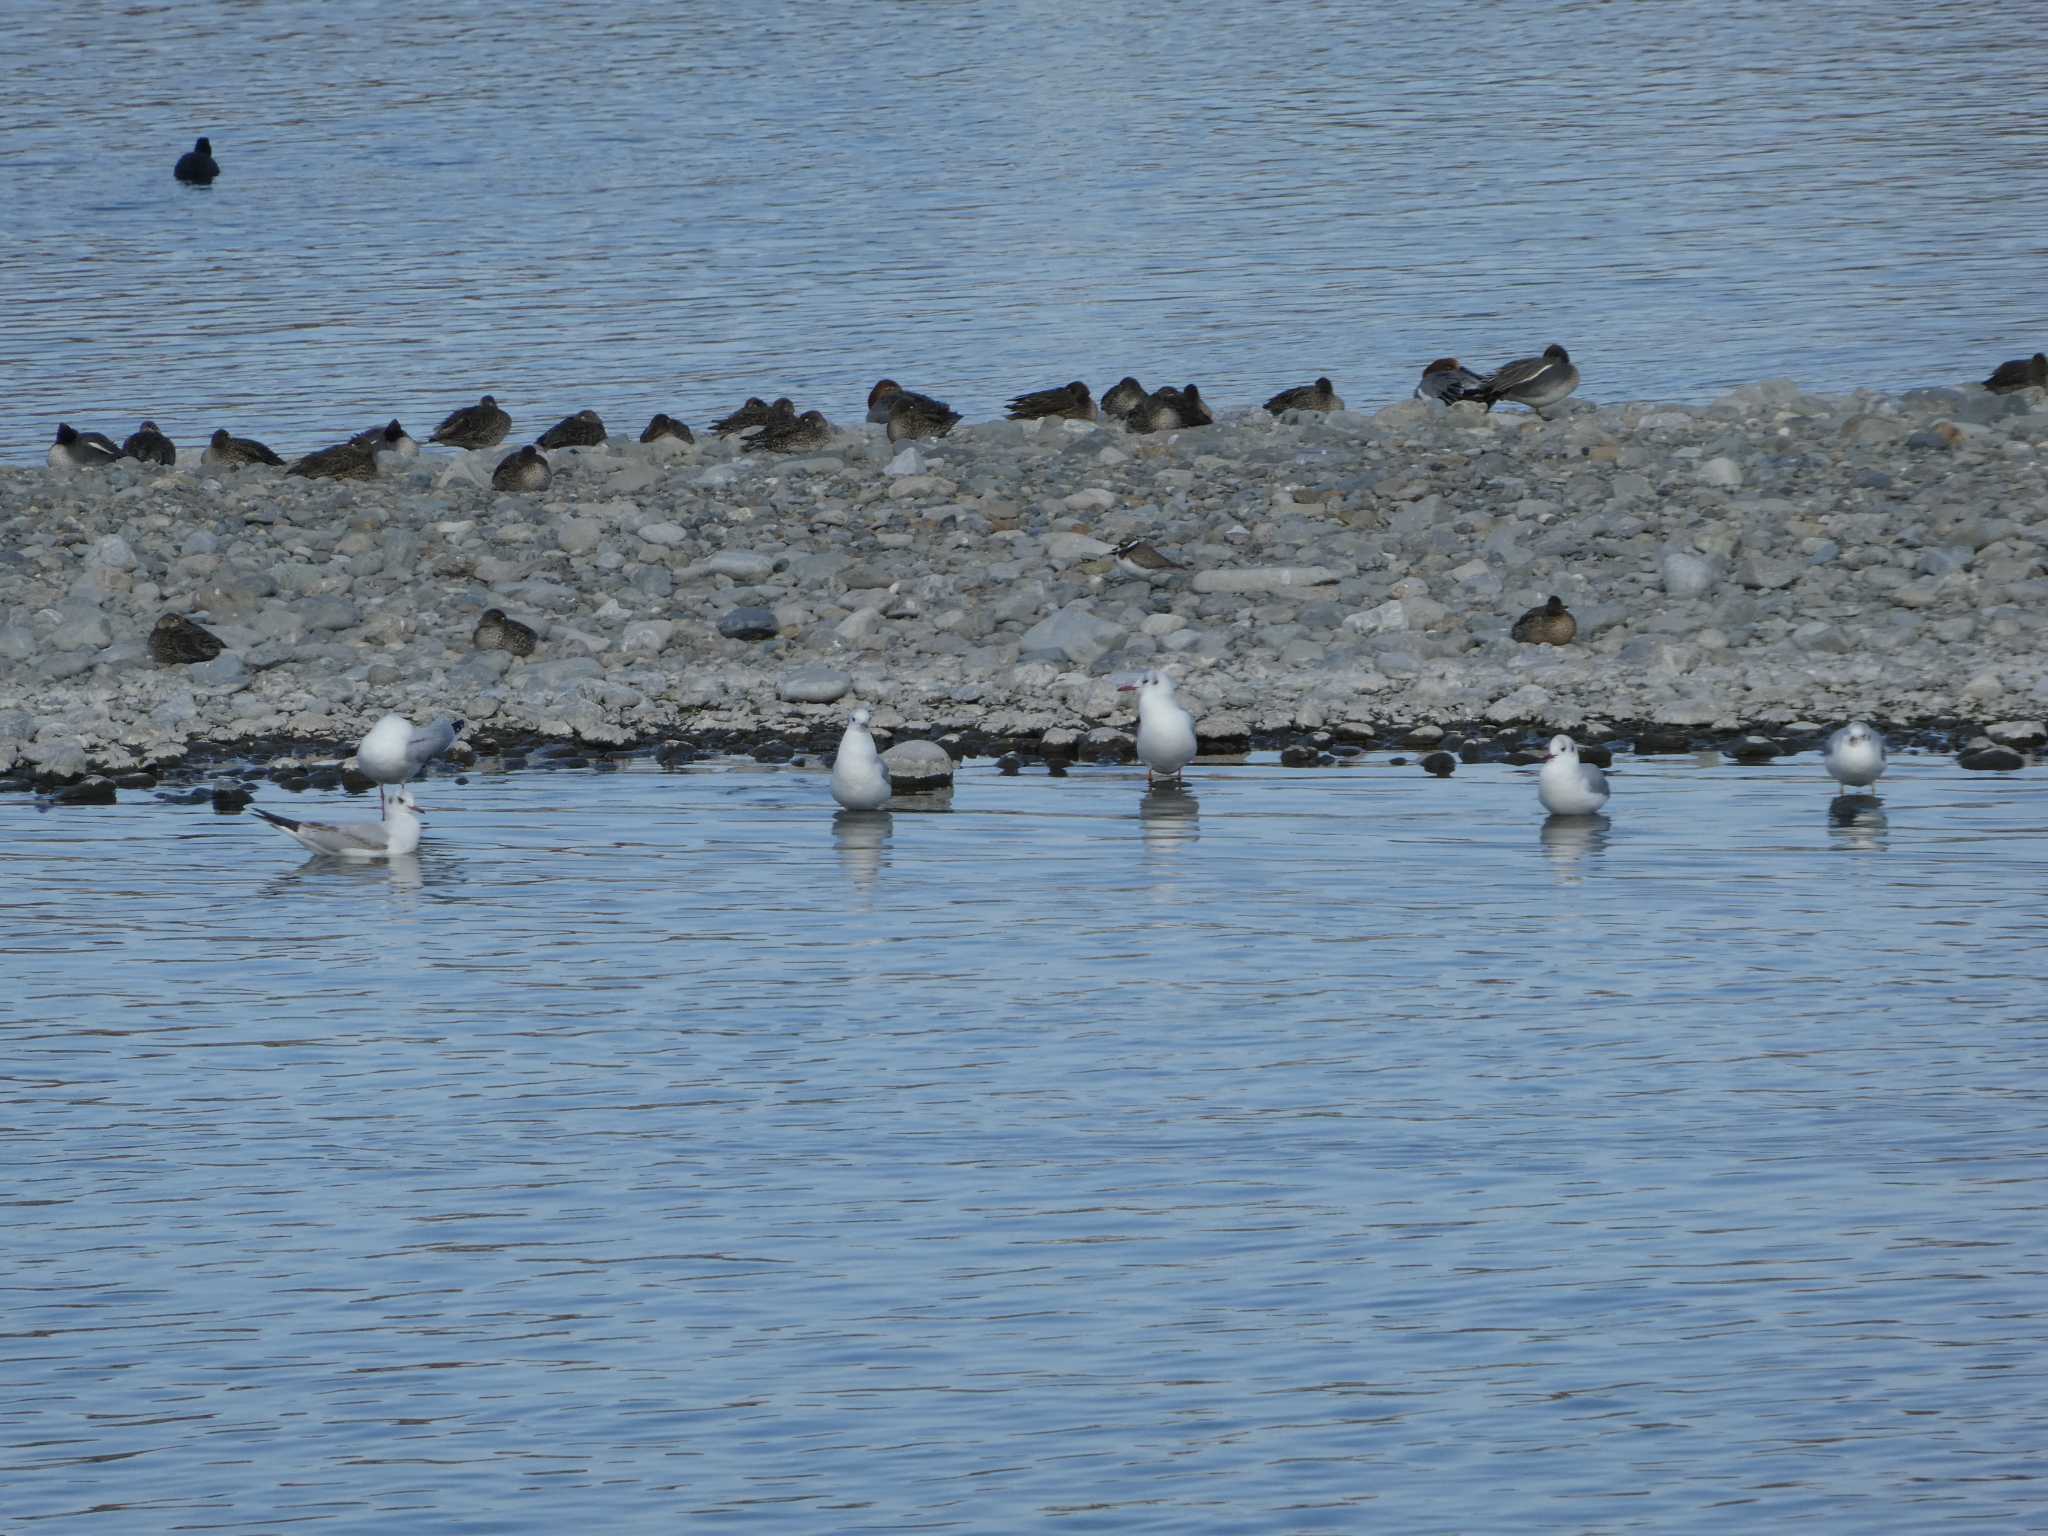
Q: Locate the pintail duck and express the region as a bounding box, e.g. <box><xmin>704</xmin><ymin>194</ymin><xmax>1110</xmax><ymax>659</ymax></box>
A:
<box><xmin>1100</xmin><ymin>376</ymin><xmax>1149</xmax><ymax>421</ymax></box>
<box><xmin>1125</xmin><ymin>383</ymin><xmax>1211</xmax><ymax>434</ymax></box>
<box><xmin>886</xmin><ymin>393</ymin><xmax>960</xmax><ymax>442</ymax></box>
<box><xmin>1466</xmin><ymin>344</ymin><xmax>1580</xmax><ymax>416</ymax></box>
<box><xmin>640</xmin><ymin>412</ymin><xmax>695</xmax><ymax>444</ymax></box>
<box><xmin>1263</xmin><ymin>376</ymin><xmax>1344</xmax><ymax>414</ymax></box>
<box><xmin>1415</xmin><ymin>357</ymin><xmax>1485</xmax><ymax>404</ymax></box>
<box><xmin>1824</xmin><ymin>722</ymin><xmax>1887</xmax><ymax>793</ymax></box>
<box><xmin>430</xmin><ymin>394</ymin><xmax>512</xmax><ymax>449</ymax></box>
<box><xmin>864</xmin><ymin>379</ymin><xmax>952</xmax><ymax>426</ymax></box>
<box><xmin>749</xmin><ymin>409</ymin><xmax>834</xmax><ymax>453</ymax></box>
<box><xmin>473</xmin><ymin>606</ymin><xmax>538</xmax><ymax>656</ymax></box>
<box><xmin>285</xmin><ymin>434</ymin><xmax>380</xmax><ymax>481</ymax></box>
<box><xmin>49</xmin><ymin>423</ymin><xmax>122</xmax><ymax>470</ymax></box>
<box><xmin>122</xmin><ymin>421</ymin><xmax>176</xmax><ymax>465</ymax></box>
<box><xmin>537</xmin><ymin>409</ymin><xmax>606</xmax><ymax>449</ymax></box>
<box><xmin>710</xmin><ymin>396</ymin><xmax>794</xmax><ymax>438</ymax></box>
<box><xmin>1537</xmin><ymin>734</ymin><xmax>1610</xmax><ymax>817</ymax></box>
<box><xmin>1111</xmin><ymin>539</ymin><xmax>1184</xmax><ymax>576</ymax></box>
<box><xmin>174</xmin><ymin>136</ymin><xmax>219</xmax><ymax>184</ymax></box>
<box><xmin>203</xmin><ymin>428</ymin><xmax>283</xmax><ymax>467</ymax></box>
<box><xmin>1983</xmin><ymin>352</ymin><xmax>2048</xmax><ymax>393</ymax></box>
<box><xmin>491</xmin><ymin>444</ymin><xmax>551</xmax><ymax>492</ymax></box>
<box><xmin>1007</xmin><ymin>381</ymin><xmax>1096</xmax><ymax>421</ymax></box>
<box><xmin>1510</xmin><ymin>595</ymin><xmax>1576</xmax><ymax>645</ymax></box>
<box><xmin>148</xmin><ymin>613</ymin><xmax>224</xmax><ymax>665</ymax></box>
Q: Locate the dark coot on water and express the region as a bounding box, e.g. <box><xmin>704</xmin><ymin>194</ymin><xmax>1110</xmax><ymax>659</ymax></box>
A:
<box><xmin>174</xmin><ymin>136</ymin><xmax>219</xmax><ymax>184</ymax></box>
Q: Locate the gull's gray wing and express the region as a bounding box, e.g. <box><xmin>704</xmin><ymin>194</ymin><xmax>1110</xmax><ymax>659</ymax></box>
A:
<box><xmin>403</xmin><ymin>717</ymin><xmax>461</xmax><ymax>774</ymax></box>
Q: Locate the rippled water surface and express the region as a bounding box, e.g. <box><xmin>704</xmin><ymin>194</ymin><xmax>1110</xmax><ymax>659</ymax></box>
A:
<box><xmin>4</xmin><ymin>749</ymin><xmax>2046</xmax><ymax>1531</ymax></box>
<box><xmin>3</xmin><ymin>2</ymin><xmax>2045</xmax><ymax>462</ymax></box>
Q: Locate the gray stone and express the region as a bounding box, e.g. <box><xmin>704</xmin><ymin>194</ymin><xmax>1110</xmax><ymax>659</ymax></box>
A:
<box><xmin>881</xmin><ymin>739</ymin><xmax>955</xmax><ymax>789</ymax></box>
<box><xmin>778</xmin><ymin>666</ymin><xmax>852</xmax><ymax>704</ymax></box>
<box><xmin>706</xmin><ymin>550</ymin><xmax>776</xmax><ymax>580</ymax></box>
<box><xmin>301</xmin><ymin>597</ymin><xmax>361</xmax><ymax>631</ymax></box>
<box><xmin>718</xmin><ymin>606</ymin><xmax>780</xmax><ymax>641</ymax></box>
<box><xmin>1017</xmin><ymin>603</ymin><xmax>1125</xmax><ymax>666</ymax></box>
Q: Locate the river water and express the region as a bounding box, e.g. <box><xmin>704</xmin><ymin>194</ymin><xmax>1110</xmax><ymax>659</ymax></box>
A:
<box><xmin>3</xmin><ymin>2</ymin><xmax>2044</xmax><ymax>463</ymax></box>
<box><xmin>4</xmin><ymin>747</ymin><xmax>2045</xmax><ymax>1530</ymax></box>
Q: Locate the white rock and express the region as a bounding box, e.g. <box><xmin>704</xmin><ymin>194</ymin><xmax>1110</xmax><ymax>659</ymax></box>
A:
<box><xmin>636</xmin><ymin>522</ymin><xmax>688</xmax><ymax>547</ymax></box>
<box><xmin>1343</xmin><ymin>600</ymin><xmax>1408</xmax><ymax>635</ymax></box>
<box><xmin>1140</xmin><ymin>613</ymin><xmax>1187</xmax><ymax>637</ymax></box>
<box><xmin>696</xmin><ymin>464</ymin><xmax>739</xmax><ymax>489</ymax></box>
<box><xmin>619</xmin><ymin>620</ymin><xmax>674</xmax><ymax>655</ymax></box>
<box><xmin>1190</xmin><ymin>566</ymin><xmax>1338</xmax><ymax>594</ymax></box>
<box><xmin>1662</xmin><ymin>551</ymin><xmax>1717</xmax><ymax>598</ymax></box>
<box><xmin>883</xmin><ymin>446</ymin><xmax>925</xmax><ymax>477</ymax></box>
<box><xmin>1986</xmin><ymin>719</ymin><xmax>2047</xmax><ymax>747</ymax></box>
<box><xmin>1063</xmin><ymin>488</ymin><xmax>1117</xmax><ymax>512</ymax></box>
<box><xmin>1697</xmin><ymin>456</ymin><xmax>1743</xmax><ymax>488</ymax></box>
<box><xmin>1046</xmin><ymin>532</ymin><xmax>1115</xmax><ymax>563</ymax></box>
<box><xmin>92</xmin><ymin>535</ymin><xmax>137</xmax><ymax>572</ymax></box>
<box><xmin>705</xmin><ymin>550</ymin><xmax>775</xmax><ymax>580</ymax></box>
<box><xmin>836</xmin><ymin>607</ymin><xmax>883</xmax><ymax>642</ymax></box>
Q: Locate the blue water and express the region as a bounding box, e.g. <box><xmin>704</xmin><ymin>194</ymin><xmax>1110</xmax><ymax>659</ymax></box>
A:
<box><xmin>3</xmin><ymin>2</ymin><xmax>2044</xmax><ymax>462</ymax></box>
<box><xmin>3</xmin><ymin>748</ymin><xmax>2045</xmax><ymax>1530</ymax></box>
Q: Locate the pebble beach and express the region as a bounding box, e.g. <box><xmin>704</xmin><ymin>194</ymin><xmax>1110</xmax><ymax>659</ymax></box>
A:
<box><xmin>6</xmin><ymin>379</ymin><xmax>2047</xmax><ymax>784</ymax></box>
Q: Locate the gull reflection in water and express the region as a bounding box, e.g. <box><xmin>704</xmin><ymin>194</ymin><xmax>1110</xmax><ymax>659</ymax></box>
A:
<box><xmin>1139</xmin><ymin>783</ymin><xmax>1200</xmax><ymax>859</ymax></box>
<box><xmin>1827</xmin><ymin>793</ymin><xmax>1888</xmax><ymax>853</ymax></box>
<box><xmin>1539</xmin><ymin>812</ymin><xmax>1610</xmax><ymax>878</ymax></box>
<box><xmin>259</xmin><ymin>850</ymin><xmax>426</xmax><ymax>903</ymax></box>
<box><xmin>833</xmin><ymin>810</ymin><xmax>893</xmax><ymax>891</ymax></box>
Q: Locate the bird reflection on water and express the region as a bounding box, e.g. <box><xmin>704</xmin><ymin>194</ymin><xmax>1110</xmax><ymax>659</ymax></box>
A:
<box><xmin>1138</xmin><ymin>783</ymin><xmax>1200</xmax><ymax>860</ymax></box>
<box><xmin>832</xmin><ymin>810</ymin><xmax>893</xmax><ymax>892</ymax></box>
<box><xmin>1539</xmin><ymin>812</ymin><xmax>1610</xmax><ymax>879</ymax></box>
<box><xmin>1826</xmin><ymin>793</ymin><xmax>1888</xmax><ymax>853</ymax></box>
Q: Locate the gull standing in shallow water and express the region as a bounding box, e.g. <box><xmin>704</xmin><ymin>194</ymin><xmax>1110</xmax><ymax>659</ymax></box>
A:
<box><xmin>356</xmin><ymin>713</ymin><xmax>462</xmax><ymax>810</ymax></box>
<box><xmin>252</xmin><ymin>787</ymin><xmax>424</xmax><ymax>859</ymax></box>
<box><xmin>1824</xmin><ymin>721</ymin><xmax>1887</xmax><ymax>794</ymax></box>
<box><xmin>1538</xmin><ymin>734</ymin><xmax>1610</xmax><ymax>816</ymax></box>
<box><xmin>1120</xmin><ymin>671</ymin><xmax>1197</xmax><ymax>781</ymax></box>
<box><xmin>830</xmin><ymin>708</ymin><xmax>891</xmax><ymax>811</ymax></box>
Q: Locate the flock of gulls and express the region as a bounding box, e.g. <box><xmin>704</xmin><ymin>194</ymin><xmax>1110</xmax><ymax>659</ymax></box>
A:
<box><xmin>247</xmin><ymin>697</ymin><xmax>1893</xmax><ymax>863</ymax></box>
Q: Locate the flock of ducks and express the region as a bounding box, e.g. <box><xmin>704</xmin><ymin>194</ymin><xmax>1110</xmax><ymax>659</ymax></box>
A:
<box><xmin>45</xmin><ymin>339</ymin><xmax>2047</xmax><ymax>483</ymax></box>
<box><xmin>251</xmin><ymin>695</ymin><xmax>1893</xmax><ymax>862</ymax></box>
<box><xmin>44</xmin><ymin>343</ymin><xmax>1594</xmax><ymax>483</ymax></box>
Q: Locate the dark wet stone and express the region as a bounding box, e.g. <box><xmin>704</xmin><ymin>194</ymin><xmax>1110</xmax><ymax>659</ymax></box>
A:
<box><xmin>1420</xmin><ymin>751</ymin><xmax>1457</xmax><ymax>777</ymax></box>
<box><xmin>1457</xmin><ymin>743</ymin><xmax>1492</xmax><ymax>764</ymax></box>
<box><xmin>1047</xmin><ymin>761</ymin><xmax>1068</xmax><ymax>777</ymax></box>
<box><xmin>1388</xmin><ymin>755</ymin><xmax>1409</xmax><ymax>766</ymax></box>
<box><xmin>273</xmin><ymin>773</ymin><xmax>310</xmax><ymax>792</ymax></box>
<box><xmin>211</xmin><ymin>785</ymin><xmax>252</xmax><ymax>813</ymax></box>
<box><xmin>303</xmin><ymin>767</ymin><xmax>343</xmax><ymax>790</ymax></box>
<box><xmin>1404</xmin><ymin>725</ymin><xmax>1446</xmax><ymax>748</ymax></box>
<box><xmin>556</xmin><ymin>755</ymin><xmax>590</xmax><ymax>769</ymax></box>
<box><xmin>718</xmin><ymin>606</ymin><xmax>780</xmax><ymax>641</ymax></box>
<box><xmin>1579</xmin><ymin>744</ymin><xmax>1614</xmax><ymax>768</ymax></box>
<box><xmin>1506</xmin><ymin>747</ymin><xmax>1546</xmax><ymax>766</ymax></box>
<box><xmin>340</xmin><ymin>765</ymin><xmax>378</xmax><ymax>794</ymax></box>
<box><xmin>1634</xmin><ymin>730</ymin><xmax>1695</xmax><ymax>754</ymax></box>
<box><xmin>1958</xmin><ymin>744</ymin><xmax>2025</xmax><ymax>771</ymax></box>
<box><xmin>156</xmin><ymin>787</ymin><xmax>212</xmax><ymax>805</ymax></box>
<box><xmin>997</xmin><ymin>753</ymin><xmax>1022</xmax><ymax>775</ymax></box>
<box><xmin>751</xmin><ymin>741</ymin><xmax>796</xmax><ymax>764</ymax></box>
<box><xmin>1726</xmin><ymin>735</ymin><xmax>1782</xmax><ymax>763</ymax></box>
<box><xmin>1328</xmin><ymin>743</ymin><xmax>1364</xmax><ymax>760</ymax></box>
<box><xmin>54</xmin><ymin>777</ymin><xmax>117</xmax><ymax>805</ymax></box>
<box><xmin>113</xmin><ymin>771</ymin><xmax>157</xmax><ymax>789</ymax></box>
<box><xmin>1279</xmin><ymin>744</ymin><xmax>1320</xmax><ymax>767</ymax></box>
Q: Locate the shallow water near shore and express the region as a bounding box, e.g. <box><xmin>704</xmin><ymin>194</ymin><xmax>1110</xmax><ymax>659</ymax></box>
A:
<box><xmin>5</xmin><ymin>749</ymin><xmax>2046</xmax><ymax>1531</ymax></box>
<box><xmin>5</xmin><ymin>1</ymin><xmax>2046</xmax><ymax>462</ymax></box>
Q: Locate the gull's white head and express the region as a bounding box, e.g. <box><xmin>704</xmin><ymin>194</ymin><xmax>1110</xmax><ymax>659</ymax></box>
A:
<box><xmin>1842</xmin><ymin>722</ymin><xmax>1872</xmax><ymax>746</ymax></box>
<box><xmin>850</xmin><ymin>706</ymin><xmax>872</xmax><ymax>728</ymax></box>
<box><xmin>1546</xmin><ymin>734</ymin><xmax>1578</xmax><ymax>761</ymax></box>
<box><xmin>1119</xmin><ymin>669</ymin><xmax>1173</xmax><ymax>696</ymax></box>
<box><xmin>389</xmin><ymin>786</ymin><xmax>423</xmax><ymax>817</ymax></box>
